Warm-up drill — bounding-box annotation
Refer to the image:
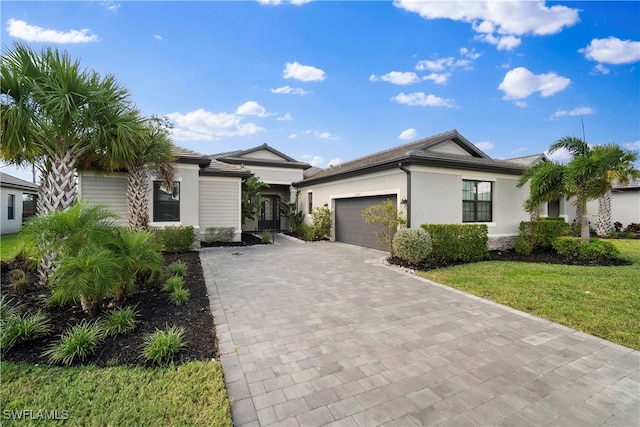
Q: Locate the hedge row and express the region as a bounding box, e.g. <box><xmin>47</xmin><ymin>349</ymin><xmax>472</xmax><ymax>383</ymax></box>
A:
<box><xmin>420</xmin><ymin>224</ymin><xmax>489</xmax><ymax>264</ymax></box>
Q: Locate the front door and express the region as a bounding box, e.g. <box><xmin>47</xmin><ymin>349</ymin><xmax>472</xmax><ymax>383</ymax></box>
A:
<box><xmin>259</xmin><ymin>195</ymin><xmax>280</xmax><ymax>230</ymax></box>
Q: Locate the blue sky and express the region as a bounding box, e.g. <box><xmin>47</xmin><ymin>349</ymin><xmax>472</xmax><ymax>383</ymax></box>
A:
<box><xmin>2</xmin><ymin>0</ymin><xmax>639</xmax><ymax>182</ymax></box>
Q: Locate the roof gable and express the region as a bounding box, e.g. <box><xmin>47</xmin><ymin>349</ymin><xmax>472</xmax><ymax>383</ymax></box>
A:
<box><xmin>0</xmin><ymin>172</ymin><xmax>39</xmax><ymax>191</ymax></box>
<box><xmin>215</xmin><ymin>143</ymin><xmax>311</xmax><ymax>170</ymax></box>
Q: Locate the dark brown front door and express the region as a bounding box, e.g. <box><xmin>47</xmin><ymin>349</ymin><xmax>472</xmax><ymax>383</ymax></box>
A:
<box><xmin>259</xmin><ymin>195</ymin><xmax>280</xmax><ymax>230</ymax></box>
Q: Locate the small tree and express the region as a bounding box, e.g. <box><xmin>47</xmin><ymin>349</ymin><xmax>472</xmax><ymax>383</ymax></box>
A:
<box><xmin>361</xmin><ymin>199</ymin><xmax>406</xmax><ymax>256</ymax></box>
<box><xmin>241</xmin><ymin>176</ymin><xmax>269</xmax><ymax>224</ymax></box>
<box><xmin>312</xmin><ymin>206</ymin><xmax>332</xmax><ymax>239</ymax></box>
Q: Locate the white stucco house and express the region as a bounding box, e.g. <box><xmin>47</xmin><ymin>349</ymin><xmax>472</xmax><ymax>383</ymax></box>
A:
<box><xmin>1</xmin><ymin>172</ymin><xmax>39</xmax><ymax>235</ymax></box>
<box><xmin>78</xmin><ymin>129</ymin><xmax>588</xmax><ymax>249</ymax></box>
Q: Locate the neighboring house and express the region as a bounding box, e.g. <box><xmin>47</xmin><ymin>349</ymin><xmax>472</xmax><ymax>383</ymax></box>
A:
<box><xmin>0</xmin><ymin>172</ymin><xmax>38</xmax><ymax>235</ymax></box>
<box><xmin>79</xmin><ymin>147</ymin><xmax>251</xmax><ymax>242</ymax></box>
<box><xmin>293</xmin><ymin>130</ymin><xmax>542</xmax><ymax>250</ymax></box>
<box><xmin>212</xmin><ymin>144</ymin><xmax>311</xmax><ymax>232</ymax></box>
<box><xmin>582</xmin><ymin>179</ymin><xmax>640</xmax><ymax>230</ymax></box>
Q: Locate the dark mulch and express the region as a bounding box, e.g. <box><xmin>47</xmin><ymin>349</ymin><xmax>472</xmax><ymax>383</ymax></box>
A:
<box><xmin>200</xmin><ymin>232</ymin><xmax>265</xmax><ymax>247</ymax></box>
<box><xmin>389</xmin><ymin>249</ymin><xmax>631</xmax><ymax>271</ymax></box>
<box><xmin>1</xmin><ymin>251</ymin><xmax>216</xmax><ymax>367</ymax></box>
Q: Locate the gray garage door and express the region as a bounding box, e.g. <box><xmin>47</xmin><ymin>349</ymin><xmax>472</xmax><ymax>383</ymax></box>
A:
<box><xmin>335</xmin><ymin>195</ymin><xmax>397</xmax><ymax>250</ymax></box>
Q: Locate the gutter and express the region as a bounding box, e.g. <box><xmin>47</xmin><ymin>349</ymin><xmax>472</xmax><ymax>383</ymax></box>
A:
<box><xmin>398</xmin><ymin>162</ymin><xmax>411</xmax><ymax>228</ymax></box>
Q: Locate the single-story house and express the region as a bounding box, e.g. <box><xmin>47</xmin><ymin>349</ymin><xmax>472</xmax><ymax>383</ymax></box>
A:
<box><xmin>1</xmin><ymin>172</ymin><xmax>39</xmax><ymax>235</ymax></box>
<box><xmin>584</xmin><ymin>179</ymin><xmax>640</xmax><ymax>230</ymax></box>
<box><xmin>78</xmin><ymin>129</ymin><xmax>552</xmax><ymax>249</ymax></box>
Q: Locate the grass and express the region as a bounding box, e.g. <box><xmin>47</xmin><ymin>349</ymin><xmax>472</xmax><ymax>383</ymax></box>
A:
<box><xmin>419</xmin><ymin>239</ymin><xmax>640</xmax><ymax>350</ymax></box>
<box><xmin>0</xmin><ymin>361</ymin><xmax>232</xmax><ymax>426</ymax></box>
<box><xmin>0</xmin><ymin>233</ymin><xmax>25</xmax><ymax>261</ymax></box>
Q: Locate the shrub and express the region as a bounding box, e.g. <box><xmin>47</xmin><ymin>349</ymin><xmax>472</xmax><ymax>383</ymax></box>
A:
<box><xmin>204</xmin><ymin>227</ymin><xmax>235</xmax><ymax>243</ymax></box>
<box><xmin>45</xmin><ymin>320</ymin><xmax>104</xmax><ymax>366</ymax></box>
<box><xmin>169</xmin><ymin>287</ymin><xmax>190</xmax><ymax>306</ymax></box>
<box><xmin>163</xmin><ymin>276</ymin><xmax>184</xmax><ymax>293</ymax></box>
<box><xmin>11</xmin><ymin>278</ymin><xmax>30</xmax><ymax>294</ymax></box>
<box><xmin>516</xmin><ymin>219</ymin><xmax>570</xmax><ymax>254</ymax></box>
<box><xmin>102</xmin><ymin>306</ymin><xmax>138</xmax><ymax>337</ymax></box>
<box><xmin>608</xmin><ymin>230</ymin><xmax>619</xmax><ymax>239</ymax></box>
<box><xmin>142</xmin><ymin>325</ymin><xmax>186</xmax><ymax>365</ymax></box>
<box><xmin>166</xmin><ymin>261</ymin><xmax>188</xmax><ymax>278</ymax></box>
<box><xmin>0</xmin><ymin>296</ymin><xmax>21</xmax><ymax>321</ymax></box>
<box><xmin>154</xmin><ymin>226</ymin><xmax>195</xmax><ymax>253</ymax></box>
<box><xmin>552</xmin><ymin>237</ymin><xmax>620</xmax><ymax>260</ymax></box>
<box><xmin>261</xmin><ymin>231</ymin><xmax>272</xmax><ymax>244</ymax></box>
<box><xmin>514</xmin><ymin>235</ymin><xmax>533</xmax><ymax>256</ymax></box>
<box><xmin>626</xmin><ymin>232</ymin><xmax>637</xmax><ymax>239</ymax></box>
<box><xmin>1</xmin><ymin>311</ymin><xmax>50</xmax><ymax>349</ymax></box>
<box><xmin>297</xmin><ymin>223</ymin><xmax>317</xmax><ymax>242</ymax></box>
<box><xmin>362</xmin><ymin>199</ymin><xmax>406</xmax><ymax>256</ymax></box>
<box><xmin>312</xmin><ymin>207</ymin><xmax>332</xmax><ymax>239</ymax></box>
<box><xmin>420</xmin><ymin>224</ymin><xmax>488</xmax><ymax>264</ymax></box>
<box><xmin>626</xmin><ymin>223</ymin><xmax>640</xmax><ymax>233</ymax></box>
<box><xmin>392</xmin><ymin>228</ymin><xmax>433</xmax><ymax>265</ymax></box>
<box><xmin>9</xmin><ymin>269</ymin><xmax>26</xmax><ymax>282</ymax></box>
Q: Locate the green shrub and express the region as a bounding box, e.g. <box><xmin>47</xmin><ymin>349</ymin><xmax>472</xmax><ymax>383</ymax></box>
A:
<box><xmin>261</xmin><ymin>231</ymin><xmax>272</xmax><ymax>244</ymax></box>
<box><xmin>102</xmin><ymin>306</ymin><xmax>138</xmax><ymax>337</ymax></box>
<box><xmin>1</xmin><ymin>311</ymin><xmax>50</xmax><ymax>349</ymax></box>
<box><xmin>517</xmin><ymin>219</ymin><xmax>570</xmax><ymax>254</ymax></box>
<box><xmin>514</xmin><ymin>235</ymin><xmax>533</xmax><ymax>255</ymax></box>
<box><xmin>142</xmin><ymin>325</ymin><xmax>186</xmax><ymax>365</ymax></box>
<box><xmin>361</xmin><ymin>199</ymin><xmax>406</xmax><ymax>255</ymax></box>
<box><xmin>45</xmin><ymin>321</ymin><xmax>104</xmax><ymax>366</ymax></box>
<box><xmin>11</xmin><ymin>277</ymin><xmax>30</xmax><ymax>294</ymax></box>
<box><xmin>297</xmin><ymin>223</ymin><xmax>317</xmax><ymax>242</ymax></box>
<box><xmin>0</xmin><ymin>296</ymin><xmax>21</xmax><ymax>322</ymax></box>
<box><xmin>9</xmin><ymin>269</ymin><xmax>26</xmax><ymax>282</ymax></box>
<box><xmin>552</xmin><ymin>237</ymin><xmax>620</xmax><ymax>260</ymax></box>
<box><xmin>154</xmin><ymin>226</ymin><xmax>195</xmax><ymax>253</ymax></box>
<box><xmin>166</xmin><ymin>261</ymin><xmax>188</xmax><ymax>277</ymax></box>
<box><xmin>608</xmin><ymin>230</ymin><xmax>619</xmax><ymax>239</ymax></box>
<box><xmin>420</xmin><ymin>224</ymin><xmax>488</xmax><ymax>263</ymax></box>
<box><xmin>311</xmin><ymin>207</ymin><xmax>332</xmax><ymax>239</ymax></box>
<box><xmin>392</xmin><ymin>228</ymin><xmax>433</xmax><ymax>265</ymax></box>
<box><xmin>627</xmin><ymin>232</ymin><xmax>637</xmax><ymax>239</ymax></box>
<box><xmin>204</xmin><ymin>227</ymin><xmax>235</xmax><ymax>243</ymax></box>
<box><xmin>163</xmin><ymin>276</ymin><xmax>184</xmax><ymax>292</ymax></box>
<box><xmin>169</xmin><ymin>287</ymin><xmax>190</xmax><ymax>306</ymax></box>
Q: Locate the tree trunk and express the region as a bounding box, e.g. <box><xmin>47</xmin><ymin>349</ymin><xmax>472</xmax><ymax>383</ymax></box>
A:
<box><xmin>80</xmin><ymin>294</ymin><xmax>95</xmax><ymax>317</ymax></box>
<box><xmin>578</xmin><ymin>195</ymin><xmax>590</xmax><ymax>243</ymax></box>
<box><xmin>127</xmin><ymin>164</ymin><xmax>150</xmax><ymax>230</ymax></box>
<box><xmin>40</xmin><ymin>150</ymin><xmax>78</xmax><ymax>214</ymax></box>
<box><xmin>596</xmin><ymin>191</ymin><xmax>612</xmax><ymax>238</ymax></box>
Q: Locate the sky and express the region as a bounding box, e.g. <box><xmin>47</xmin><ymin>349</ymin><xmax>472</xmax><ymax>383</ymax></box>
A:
<box><xmin>2</xmin><ymin>0</ymin><xmax>639</xmax><ymax>183</ymax></box>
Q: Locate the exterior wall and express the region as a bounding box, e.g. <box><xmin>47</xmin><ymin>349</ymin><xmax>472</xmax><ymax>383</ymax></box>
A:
<box><xmin>410</xmin><ymin>165</ymin><xmax>530</xmax><ymax>238</ymax></box>
<box><xmin>199</xmin><ymin>176</ymin><xmax>242</xmax><ymax>241</ymax></box>
<box><xmin>150</xmin><ymin>163</ymin><xmax>200</xmax><ymax>230</ymax></box>
<box><xmin>299</xmin><ymin>169</ymin><xmax>407</xmax><ymax>240</ymax></box>
<box><xmin>242</xmin><ymin>185</ymin><xmax>290</xmax><ymax>232</ymax></box>
<box><xmin>585</xmin><ymin>190</ymin><xmax>640</xmax><ymax>230</ymax></box>
<box><xmin>246</xmin><ymin>165</ymin><xmax>304</xmax><ymax>186</ymax></box>
<box><xmin>78</xmin><ymin>172</ymin><xmax>129</xmax><ymax>226</ymax></box>
<box><xmin>1</xmin><ymin>187</ymin><xmax>31</xmax><ymax>234</ymax></box>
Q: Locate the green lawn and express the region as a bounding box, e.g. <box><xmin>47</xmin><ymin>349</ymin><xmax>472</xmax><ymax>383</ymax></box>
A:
<box><xmin>0</xmin><ymin>361</ymin><xmax>232</xmax><ymax>426</ymax></box>
<box><xmin>0</xmin><ymin>233</ymin><xmax>26</xmax><ymax>261</ymax></box>
<box><xmin>419</xmin><ymin>239</ymin><xmax>640</xmax><ymax>351</ymax></box>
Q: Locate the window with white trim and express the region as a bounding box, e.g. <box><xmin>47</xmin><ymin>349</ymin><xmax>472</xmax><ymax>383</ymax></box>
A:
<box><xmin>462</xmin><ymin>180</ymin><xmax>492</xmax><ymax>222</ymax></box>
<box><xmin>153</xmin><ymin>182</ymin><xmax>180</xmax><ymax>222</ymax></box>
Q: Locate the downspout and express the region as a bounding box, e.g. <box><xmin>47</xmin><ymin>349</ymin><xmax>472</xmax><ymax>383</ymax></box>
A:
<box><xmin>398</xmin><ymin>162</ymin><xmax>411</xmax><ymax>228</ymax></box>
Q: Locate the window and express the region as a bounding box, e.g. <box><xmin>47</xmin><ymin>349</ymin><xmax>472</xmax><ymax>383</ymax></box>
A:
<box><xmin>462</xmin><ymin>180</ymin><xmax>492</xmax><ymax>222</ymax></box>
<box><xmin>22</xmin><ymin>194</ymin><xmax>37</xmax><ymax>221</ymax></box>
<box><xmin>308</xmin><ymin>192</ymin><xmax>313</xmax><ymax>214</ymax></box>
<box><xmin>7</xmin><ymin>194</ymin><xmax>15</xmax><ymax>220</ymax></box>
<box><xmin>153</xmin><ymin>182</ymin><xmax>180</xmax><ymax>222</ymax></box>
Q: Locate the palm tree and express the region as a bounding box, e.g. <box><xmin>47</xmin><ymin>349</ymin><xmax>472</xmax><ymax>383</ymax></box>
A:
<box><xmin>126</xmin><ymin>115</ymin><xmax>176</xmax><ymax>231</ymax></box>
<box><xmin>1</xmin><ymin>43</ymin><xmax>144</xmax><ymax>213</ymax></box>
<box><xmin>517</xmin><ymin>161</ymin><xmax>567</xmax><ymax>220</ymax></box>
<box><xmin>241</xmin><ymin>176</ymin><xmax>270</xmax><ymax>224</ymax></box>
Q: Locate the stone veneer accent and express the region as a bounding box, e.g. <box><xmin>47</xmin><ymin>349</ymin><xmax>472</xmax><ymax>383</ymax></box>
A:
<box><xmin>488</xmin><ymin>235</ymin><xmax>517</xmax><ymax>251</ymax></box>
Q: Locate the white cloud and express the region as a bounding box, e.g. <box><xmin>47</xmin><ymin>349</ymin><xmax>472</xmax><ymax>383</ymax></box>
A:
<box><xmin>283</xmin><ymin>61</ymin><xmax>326</xmax><ymax>82</ymax></box>
<box><xmin>515</xmin><ymin>100</ymin><xmax>528</xmax><ymax>108</ymax></box>
<box><xmin>303</xmin><ymin>130</ymin><xmax>337</xmax><ymax>139</ymax></box>
<box><xmin>167</xmin><ymin>108</ymin><xmax>264</xmax><ymax>141</ymax></box>
<box><xmin>391</xmin><ymin>92</ymin><xmax>456</xmax><ymax>108</ymax></box>
<box><xmin>271</xmin><ymin>85</ymin><xmax>309</xmax><ymax>95</ymax></box>
<box><xmin>235</xmin><ymin>101</ymin><xmax>272</xmax><ymax>117</ymax></box>
<box><xmin>277</xmin><ymin>113</ymin><xmax>293</xmax><ymax>121</ymax></box>
<box><xmin>414</xmin><ymin>48</ymin><xmax>479</xmax><ymax>84</ymax></box>
<box><xmin>369</xmin><ymin>71</ymin><xmax>420</xmax><ymax>85</ymax></box>
<box><xmin>590</xmin><ymin>64</ymin><xmax>610</xmax><ymax>75</ymax></box>
<box><xmin>399</xmin><ymin>128</ymin><xmax>418</xmax><ymax>140</ymax></box>
<box><xmin>422</xmin><ymin>73</ymin><xmax>450</xmax><ymax>85</ymax></box>
<box><xmin>475</xmin><ymin>141</ymin><xmax>494</xmax><ymax>151</ymax></box>
<box><xmin>291</xmin><ymin>0</ymin><xmax>312</xmax><ymax>5</ymax></box>
<box><xmin>258</xmin><ymin>0</ymin><xmax>310</xmax><ymax>5</ymax></box>
<box><xmin>7</xmin><ymin>18</ymin><xmax>98</xmax><ymax>43</ymax></box>
<box><xmin>288</xmin><ymin>133</ymin><xmax>298</xmax><ymax>139</ymax></box>
<box><xmin>154</xmin><ymin>34</ymin><xmax>163</xmax><ymax>41</ymax></box>
<box><xmin>395</xmin><ymin>0</ymin><xmax>579</xmax><ymax>50</ymax></box>
<box><xmin>303</xmin><ymin>155</ymin><xmax>342</xmax><ymax>168</ymax></box>
<box><xmin>546</xmin><ymin>147</ymin><xmax>572</xmax><ymax>164</ymax></box>
<box><xmin>624</xmin><ymin>140</ymin><xmax>640</xmax><ymax>151</ymax></box>
<box><xmin>550</xmin><ymin>106</ymin><xmax>594</xmax><ymax>120</ymax></box>
<box><xmin>579</xmin><ymin>37</ymin><xmax>640</xmax><ymax>64</ymax></box>
<box><xmin>328</xmin><ymin>158</ymin><xmax>342</xmax><ymax>167</ymax></box>
<box><xmin>498</xmin><ymin>67</ymin><xmax>571</xmax><ymax>100</ymax></box>
<box><xmin>257</xmin><ymin>0</ymin><xmax>282</xmax><ymax>5</ymax></box>
<box><xmin>101</xmin><ymin>1</ymin><xmax>120</xmax><ymax>12</ymax></box>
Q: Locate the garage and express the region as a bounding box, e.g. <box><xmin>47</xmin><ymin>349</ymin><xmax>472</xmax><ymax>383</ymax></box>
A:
<box><xmin>334</xmin><ymin>194</ymin><xmax>397</xmax><ymax>250</ymax></box>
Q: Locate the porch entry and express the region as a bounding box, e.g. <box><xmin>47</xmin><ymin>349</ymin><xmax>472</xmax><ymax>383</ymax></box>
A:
<box><xmin>259</xmin><ymin>195</ymin><xmax>280</xmax><ymax>230</ymax></box>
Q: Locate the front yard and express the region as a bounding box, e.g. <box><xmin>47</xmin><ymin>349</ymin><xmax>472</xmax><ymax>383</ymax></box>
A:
<box><xmin>419</xmin><ymin>239</ymin><xmax>640</xmax><ymax>351</ymax></box>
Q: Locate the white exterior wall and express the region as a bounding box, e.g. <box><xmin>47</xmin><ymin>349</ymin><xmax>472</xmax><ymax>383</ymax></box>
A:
<box><xmin>410</xmin><ymin>165</ymin><xmax>529</xmax><ymax>236</ymax></box>
<box><xmin>300</xmin><ymin>169</ymin><xmax>407</xmax><ymax>240</ymax></box>
<box><xmin>78</xmin><ymin>172</ymin><xmax>129</xmax><ymax>226</ymax></box>
<box><xmin>245</xmin><ymin>165</ymin><xmax>304</xmax><ymax>185</ymax></box>
<box><xmin>586</xmin><ymin>191</ymin><xmax>640</xmax><ymax>230</ymax></box>
<box><xmin>149</xmin><ymin>163</ymin><xmax>200</xmax><ymax>229</ymax></box>
<box><xmin>199</xmin><ymin>176</ymin><xmax>242</xmax><ymax>241</ymax></box>
<box><xmin>1</xmin><ymin>187</ymin><xmax>26</xmax><ymax>234</ymax></box>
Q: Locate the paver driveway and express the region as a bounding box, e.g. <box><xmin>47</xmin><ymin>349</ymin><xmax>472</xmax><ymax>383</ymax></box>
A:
<box><xmin>201</xmin><ymin>235</ymin><xmax>639</xmax><ymax>426</ymax></box>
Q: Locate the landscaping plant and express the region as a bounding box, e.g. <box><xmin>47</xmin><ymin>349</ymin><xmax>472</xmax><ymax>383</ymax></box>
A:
<box><xmin>311</xmin><ymin>206</ymin><xmax>332</xmax><ymax>239</ymax></box>
<box><xmin>421</xmin><ymin>224</ymin><xmax>488</xmax><ymax>264</ymax></box>
<box><xmin>102</xmin><ymin>306</ymin><xmax>139</xmax><ymax>337</ymax></box>
<box><xmin>45</xmin><ymin>320</ymin><xmax>105</xmax><ymax>366</ymax></box>
<box><xmin>166</xmin><ymin>260</ymin><xmax>188</xmax><ymax>277</ymax></box>
<box><xmin>0</xmin><ymin>310</ymin><xmax>50</xmax><ymax>349</ymax></box>
<box><xmin>362</xmin><ymin>199</ymin><xmax>406</xmax><ymax>256</ymax></box>
<box><xmin>154</xmin><ymin>226</ymin><xmax>195</xmax><ymax>253</ymax></box>
<box><xmin>142</xmin><ymin>325</ymin><xmax>186</xmax><ymax>365</ymax></box>
<box><xmin>163</xmin><ymin>276</ymin><xmax>184</xmax><ymax>293</ymax></box>
<box><xmin>392</xmin><ymin>228</ymin><xmax>433</xmax><ymax>265</ymax></box>
<box><xmin>169</xmin><ymin>287</ymin><xmax>190</xmax><ymax>306</ymax></box>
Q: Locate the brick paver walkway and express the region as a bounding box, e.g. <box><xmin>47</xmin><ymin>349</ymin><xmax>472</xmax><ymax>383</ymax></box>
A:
<box><xmin>201</xmin><ymin>235</ymin><xmax>639</xmax><ymax>426</ymax></box>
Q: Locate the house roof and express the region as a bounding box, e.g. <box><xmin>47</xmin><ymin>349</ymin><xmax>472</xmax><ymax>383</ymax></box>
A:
<box><xmin>214</xmin><ymin>143</ymin><xmax>311</xmax><ymax>170</ymax></box>
<box><xmin>613</xmin><ymin>178</ymin><xmax>640</xmax><ymax>191</ymax></box>
<box><xmin>294</xmin><ymin>130</ymin><xmax>538</xmax><ymax>187</ymax></box>
<box><xmin>0</xmin><ymin>172</ymin><xmax>39</xmax><ymax>192</ymax></box>
<box><xmin>173</xmin><ymin>146</ymin><xmax>212</xmax><ymax>167</ymax></box>
<box><xmin>200</xmin><ymin>158</ymin><xmax>253</xmax><ymax>178</ymax></box>
<box><xmin>505</xmin><ymin>153</ymin><xmax>548</xmax><ymax>166</ymax></box>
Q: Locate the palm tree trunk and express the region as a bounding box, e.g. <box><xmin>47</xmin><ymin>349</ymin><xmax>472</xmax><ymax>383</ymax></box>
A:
<box><xmin>596</xmin><ymin>191</ymin><xmax>612</xmax><ymax>238</ymax></box>
<box><xmin>40</xmin><ymin>150</ymin><xmax>78</xmax><ymax>214</ymax></box>
<box><xmin>578</xmin><ymin>195</ymin><xmax>590</xmax><ymax>242</ymax></box>
<box><xmin>127</xmin><ymin>165</ymin><xmax>150</xmax><ymax>230</ymax></box>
